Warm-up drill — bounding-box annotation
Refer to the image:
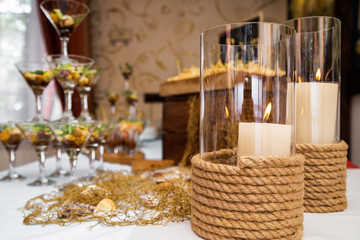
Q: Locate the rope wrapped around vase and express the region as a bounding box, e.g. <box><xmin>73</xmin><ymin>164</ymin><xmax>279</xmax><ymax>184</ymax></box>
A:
<box><xmin>191</xmin><ymin>149</ymin><xmax>305</xmax><ymax>240</ymax></box>
<box><xmin>296</xmin><ymin>141</ymin><xmax>348</xmax><ymax>213</ymax></box>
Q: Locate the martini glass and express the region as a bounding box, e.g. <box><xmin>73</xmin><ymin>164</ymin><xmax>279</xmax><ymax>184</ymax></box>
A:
<box><xmin>106</xmin><ymin>122</ymin><xmax>123</xmax><ymax>154</ymax></box>
<box><xmin>15</xmin><ymin>62</ymin><xmax>54</xmax><ymax>122</ymax></box>
<box><xmin>120</xmin><ymin>120</ymin><xmax>144</xmax><ymax>156</ymax></box>
<box><xmin>77</xmin><ymin>68</ymin><xmax>103</xmax><ymax>121</ymax></box>
<box><xmin>40</xmin><ymin>0</ymin><xmax>89</xmax><ymax>56</ymax></box>
<box><xmin>0</xmin><ymin>123</ymin><xmax>25</xmax><ymax>181</ymax></box>
<box><xmin>120</xmin><ymin>62</ymin><xmax>133</xmax><ymax>90</ymax></box>
<box><xmin>123</xmin><ymin>89</ymin><xmax>138</xmax><ymax>120</ymax></box>
<box><xmin>50</xmin><ymin>120</ymin><xmax>96</xmax><ymax>182</ymax></box>
<box><xmin>17</xmin><ymin>122</ymin><xmax>55</xmax><ymax>186</ymax></box>
<box><xmin>106</xmin><ymin>92</ymin><xmax>119</xmax><ymax>121</ymax></box>
<box><xmin>45</xmin><ymin>54</ymin><xmax>94</xmax><ymax>121</ymax></box>
<box><xmin>94</xmin><ymin>122</ymin><xmax>114</xmax><ymax>171</ymax></box>
<box><xmin>84</xmin><ymin>121</ymin><xmax>112</xmax><ymax>176</ymax></box>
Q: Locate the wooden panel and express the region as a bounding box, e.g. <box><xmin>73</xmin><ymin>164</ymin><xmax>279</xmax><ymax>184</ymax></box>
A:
<box><xmin>162</xmin><ymin>132</ymin><xmax>188</xmax><ymax>164</ymax></box>
<box><xmin>162</xmin><ymin>96</ymin><xmax>190</xmax><ymax>133</ymax></box>
<box><xmin>159</xmin><ymin>77</ymin><xmax>199</xmax><ymax>96</ymax></box>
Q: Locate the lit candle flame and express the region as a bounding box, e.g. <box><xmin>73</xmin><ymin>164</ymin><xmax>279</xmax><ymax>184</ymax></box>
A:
<box><xmin>263</xmin><ymin>102</ymin><xmax>272</xmax><ymax>121</ymax></box>
<box><xmin>315</xmin><ymin>69</ymin><xmax>321</xmax><ymax>81</ymax></box>
<box><xmin>225</xmin><ymin>106</ymin><xmax>229</xmax><ymax>119</ymax></box>
<box><xmin>298</xmin><ymin>76</ymin><xmax>302</xmax><ymax>83</ymax></box>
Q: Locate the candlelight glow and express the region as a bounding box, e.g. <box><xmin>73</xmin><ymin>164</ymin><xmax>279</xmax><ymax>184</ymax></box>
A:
<box><xmin>298</xmin><ymin>76</ymin><xmax>302</xmax><ymax>83</ymax></box>
<box><xmin>263</xmin><ymin>103</ymin><xmax>272</xmax><ymax>121</ymax></box>
<box><xmin>225</xmin><ymin>106</ymin><xmax>229</xmax><ymax>118</ymax></box>
<box><xmin>316</xmin><ymin>69</ymin><xmax>321</xmax><ymax>81</ymax></box>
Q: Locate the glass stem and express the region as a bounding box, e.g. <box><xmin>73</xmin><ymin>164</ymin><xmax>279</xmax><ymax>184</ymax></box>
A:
<box><xmin>89</xmin><ymin>148</ymin><xmax>96</xmax><ymax>174</ymax></box>
<box><xmin>37</xmin><ymin>149</ymin><xmax>47</xmax><ymax>182</ymax></box>
<box><xmin>98</xmin><ymin>143</ymin><xmax>104</xmax><ymax>170</ymax></box>
<box><xmin>81</xmin><ymin>93</ymin><xmax>89</xmax><ymax>118</ymax></box>
<box><xmin>60</xmin><ymin>37</ymin><xmax>69</xmax><ymax>57</ymax></box>
<box><xmin>7</xmin><ymin>148</ymin><xmax>16</xmax><ymax>176</ymax></box>
<box><xmin>35</xmin><ymin>94</ymin><xmax>42</xmax><ymax>119</ymax></box>
<box><xmin>55</xmin><ymin>145</ymin><xmax>62</xmax><ymax>170</ymax></box>
<box><xmin>63</xmin><ymin>90</ymin><xmax>74</xmax><ymax>120</ymax></box>
<box><xmin>129</xmin><ymin>105</ymin><xmax>136</xmax><ymax>120</ymax></box>
<box><xmin>68</xmin><ymin>150</ymin><xmax>79</xmax><ymax>181</ymax></box>
<box><xmin>111</xmin><ymin>105</ymin><xmax>116</xmax><ymax>120</ymax></box>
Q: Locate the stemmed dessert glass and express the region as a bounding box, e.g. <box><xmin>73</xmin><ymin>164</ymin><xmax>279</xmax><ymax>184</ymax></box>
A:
<box><xmin>84</xmin><ymin>121</ymin><xmax>111</xmax><ymax>176</ymax></box>
<box><xmin>77</xmin><ymin>68</ymin><xmax>103</xmax><ymax>121</ymax></box>
<box><xmin>40</xmin><ymin>0</ymin><xmax>90</xmax><ymax>56</ymax></box>
<box><xmin>45</xmin><ymin>54</ymin><xmax>94</xmax><ymax>121</ymax></box>
<box><xmin>0</xmin><ymin>123</ymin><xmax>25</xmax><ymax>181</ymax></box>
<box><xmin>106</xmin><ymin>92</ymin><xmax>119</xmax><ymax>121</ymax></box>
<box><xmin>120</xmin><ymin>62</ymin><xmax>133</xmax><ymax>90</ymax></box>
<box><xmin>48</xmin><ymin>139</ymin><xmax>69</xmax><ymax>177</ymax></box>
<box><xmin>96</xmin><ymin>122</ymin><xmax>114</xmax><ymax>171</ymax></box>
<box><xmin>50</xmin><ymin>121</ymin><xmax>96</xmax><ymax>181</ymax></box>
<box><xmin>17</xmin><ymin>122</ymin><xmax>55</xmax><ymax>186</ymax></box>
<box><xmin>15</xmin><ymin>62</ymin><xmax>54</xmax><ymax>122</ymax></box>
<box><xmin>123</xmin><ymin>89</ymin><xmax>138</xmax><ymax>120</ymax></box>
<box><xmin>120</xmin><ymin>120</ymin><xmax>144</xmax><ymax>156</ymax></box>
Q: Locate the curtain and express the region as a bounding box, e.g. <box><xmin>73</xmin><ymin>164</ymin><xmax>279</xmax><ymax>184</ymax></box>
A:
<box><xmin>37</xmin><ymin>0</ymin><xmax>91</xmax><ymax>118</ymax></box>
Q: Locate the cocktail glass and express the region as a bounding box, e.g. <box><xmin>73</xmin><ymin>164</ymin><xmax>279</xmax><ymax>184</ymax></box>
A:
<box><xmin>120</xmin><ymin>120</ymin><xmax>144</xmax><ymax>156</ymax></box>
<box><xmin>120</xmin><ymin>62</ymin><xmax>133</xmax><ymax>90</ymax></box>
<box><xmin>15</xmin><ymin>62</ymin><xmax>54</xmax><ymax>122</ymax></box>
<box><xmin>77</xmin><ymin>68</ymin><xmax>103</xmax><ymax>121</ymax></box>
<box><xmin>106</xmin><ymin>92</ymin><xmax>119</xmax><ymax>121</ymax></box>
<box><xmin>45</xmin><ymin>54</ymin><xmax>94</xmax><ymax>121</ymax></box>
<box><xmin>17</xmin><ymin>122</ymin><xmax>55</xmax><ymax>186</ymax></box>
<box><xmin>0</xmin><ymin>123</ymin><xmax>25</xmax><ymax>181</ymax></box>
<box><xmin>106</xmin><ymin>122</ymin><xmax>123</xmax><ymax>154</ymax></box>
<box><xmin>95</xmin><ymin>122</ymin><xmax>114</xmax><ymax>171</ymax></box>
<box><xmin>50</xmin><ymin>121</ymin><xmax>96</xmax><ymax>181</ymax></box>
<box><xmin>40</xmin><ymin>0</ymin><xmax>89</xmax><ymax>56</ymax></box>
<box><xmin>123</xmin><ymin>89</ymin><xmax>138</xmax><ymax>120</ymax></box>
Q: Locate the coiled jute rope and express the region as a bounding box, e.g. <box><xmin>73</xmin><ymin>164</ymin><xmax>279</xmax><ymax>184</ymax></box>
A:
<box><xmin>296</xmin><ymin>141</ymin><xmax>348</xmax><ymax>213</ymax></box>
<box><xmin>191</xmin><ymin>150</ymin><xmax>305</xmax><ymax>240</ymax></box>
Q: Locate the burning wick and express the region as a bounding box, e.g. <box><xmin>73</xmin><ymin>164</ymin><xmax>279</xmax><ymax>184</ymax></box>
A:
<box><xmin>315</xmin><ymin>69</ymin><xmax>321</xmax><ymax>81</ymax></box>
<box><xmin>225</xmin><ymin>106</ymin><xmax>229</xmax><ymax>119</ymax></box>
<box><xmin>263</xmin><ymin>103</ymin><xmax>272</xmax><ymax>122</ymax></box>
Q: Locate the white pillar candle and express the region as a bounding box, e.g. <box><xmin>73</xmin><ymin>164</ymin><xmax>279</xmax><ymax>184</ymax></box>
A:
<box><xmin>295</xmin><ymin>82</ymin><xmax>338</xmax><ymax>144</ymax></box>
<box><xmin>238</xmin><ymin>122</ymin><xmax>292</xmax><ymax>156</ymax></box>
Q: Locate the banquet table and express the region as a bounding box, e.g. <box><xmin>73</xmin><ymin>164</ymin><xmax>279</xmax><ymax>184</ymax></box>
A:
<box><xmin>0</xmin><ymin>139</ymin><xmax>360</xmax><ymax>240</ymax></box>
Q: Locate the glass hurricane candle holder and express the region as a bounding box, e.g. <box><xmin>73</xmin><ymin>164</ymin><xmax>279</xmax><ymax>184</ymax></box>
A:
<box><xmin>200</xmin><ymin>23</ymin><xmax>295</xmax><ymax>157</ymax></box>
<box><xmin>17</xmin><ymin>122</ymin><xmax>55</xmax><ymax>186</ymax></box>
<box><xmin>40</xmin><ymin>0</ymin><xmax>89</xmax><ymax>56</ymax></box>
<box><xmin>45</xmin><ymin>54</ymin><xmax>94</xmax><ymax>121</ymax></box>
<box><xmin>0</xmin><ymin>123</ymin><xmax>25</xmax><ymax>181</ymax></box>
<box><xmin>283</xmin><ymin>17</ymin><xmax>341</xmax><ymax>144</ymax></box>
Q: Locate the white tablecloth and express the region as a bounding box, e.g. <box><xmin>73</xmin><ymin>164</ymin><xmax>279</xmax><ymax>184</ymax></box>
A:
<box><xmin>0</xmin><ymin>140</ymin><xmax>359</xmax><ymax>240</ymax></box>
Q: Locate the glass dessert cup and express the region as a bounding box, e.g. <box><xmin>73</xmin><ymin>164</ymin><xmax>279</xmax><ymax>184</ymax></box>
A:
<box><xmin>106</xmin><ymin>122</ymin><xmax>124</xmax><ymax>154</ymax></box>
<box><xmin>120</xmin><ymin>120</ymin><xmax>144</xmax><ymax>156</ymax></box>
<box><xmin>50</xmin><ymin>121</ymin><xmax>96</xmax><ymax>182</ymax></box>
<box><xmin>45</xmin><ymin>54</ymin><xmax>94</xmax><ymax>121</ymax></box>
<box><xmin>17</xmin><ymin>122</ymin><xmax>55</xmax><ymax>186</ymax></box>
<box><xmin>120</xmin><ymin>62</ymin><xmax>133</xmax><ymax>90</ymax></box>
<box><xmin>106</xmin><ymin>92</ymin><xmax>120</xmax><ymax>121</ymax></box>
<box><xmin>123</xmin><ymin>89</ymin><xmax>138</xmax><ymax>120</ymax></box>
<box><xmin>0</xmin><ymin>123</ymin><xmax>25</xmax><ymax>181</ymax></box>
<box><xmin>15</xmin><ymin>62</ymin><xmax>54</xmax><ymax>122</ymax></box>
<box><xmin>40</xmin><ymin>0</ymin><xmax>89</xmax><ymax>56</ymax></box>
<box><xmin>77</xmin><ymin>68</ymin><xmax>103</xmax><ymax>121</ymax></box>
<box><xmin>48</xmin><ymin>139</ymin><xmax>69</xmax><ymax>177</ymax></box>
<box><xmin>94</xmin><ymin>122</ymin><xmax>114</xmax><ymax>172</ymax></box>
<box><xmin>84</xmin><ymin>121</ymin><xmax>112</xmax><ymax>177</ymax></box>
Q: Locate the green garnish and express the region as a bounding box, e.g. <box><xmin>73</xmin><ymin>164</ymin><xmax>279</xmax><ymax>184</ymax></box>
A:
<box><xmin>53</xmin><ymin>9</ymin><xmax>63</xmax><ymax>18</ymax></box>
<box><xmin>32</xmin><ymin>70</ymin><xmax>45</xmax><ymax>75</ymax></box>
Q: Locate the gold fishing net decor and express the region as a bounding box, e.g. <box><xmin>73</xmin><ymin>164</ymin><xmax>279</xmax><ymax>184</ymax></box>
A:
<box><xmin>22</xmin><ymin>169</ymin><xmax>191</xmax><ymax>227</ymax></box>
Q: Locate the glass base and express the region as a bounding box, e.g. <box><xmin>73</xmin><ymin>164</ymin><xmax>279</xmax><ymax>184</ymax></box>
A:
<box><xmin>27</xmin><ymin>177</ymin><xmax>56</xmax><ymax>186</ymax></box>
<box><xmin>48</xmin><ymin>168</ymin><xmax>70</xmax><ymax>177</ymax></box>
<box><xmin>1</xmin><ymin>172</ymin><xmax>26</xmax><ymax>181</ymax></box>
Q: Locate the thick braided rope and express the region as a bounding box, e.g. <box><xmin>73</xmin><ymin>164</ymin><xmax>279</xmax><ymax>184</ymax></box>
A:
<box><xmin>296</xmin><ymin>141</ymin><xmax>348</xmax><ymax>213</ymax></box>
<box><xmin>191</xmin><ymin>152</ymin><xmax>304</xmax><ymax>240</ymax></box>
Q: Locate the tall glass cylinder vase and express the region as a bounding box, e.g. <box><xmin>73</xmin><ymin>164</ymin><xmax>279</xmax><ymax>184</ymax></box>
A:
<box><xmin>283</xmin><ymin>16</ymin><xmax>341</xmax><ymax>144</ymax></box>
<box><xmin>200</xmin><ymin>23</ymin><xmax>296</xmax><ymax>157</ymax></box>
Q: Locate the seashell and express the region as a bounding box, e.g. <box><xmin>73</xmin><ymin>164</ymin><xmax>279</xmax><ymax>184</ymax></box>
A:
<box><xmin>143</xmin><ymin>195</ymin><xmax>159</xmax><ymax>208</ymax></box>
<box><xmin>80</xmin><ymin>185</ymin><xmax>110</xmax><ymax>198</ymax></box>
<box><xmin>94</xmin><ymin>198</ymin><xmax>117</xmax><ymax>217</ymax></box>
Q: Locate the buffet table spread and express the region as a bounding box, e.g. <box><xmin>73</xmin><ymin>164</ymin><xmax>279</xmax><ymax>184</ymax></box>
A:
<box><xmin>0</xmin><ymin>140</ymin><xmax>360</xmax><ymax>240</ymax></box>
